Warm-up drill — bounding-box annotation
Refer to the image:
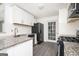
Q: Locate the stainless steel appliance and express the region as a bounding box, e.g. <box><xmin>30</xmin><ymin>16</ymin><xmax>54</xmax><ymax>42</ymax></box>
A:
<box><xmin>68</xmin><ymin>3</ymin><xmax>79</xmax><ymax>18</ymax></box>
<box><xmin>32</xmin><ymin>23</ymin><xmax>44</xmax><ymax>44</ymax></box>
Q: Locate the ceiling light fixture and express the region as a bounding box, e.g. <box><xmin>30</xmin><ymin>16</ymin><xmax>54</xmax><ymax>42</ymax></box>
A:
<box><xmin>37</xmin><ymin>4</ymin><xmax>45</xmax><ymax>10</ymax></box>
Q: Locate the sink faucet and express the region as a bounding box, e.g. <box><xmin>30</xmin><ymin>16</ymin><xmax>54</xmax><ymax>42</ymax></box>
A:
<box><xmin>14</xmin><ymin>28</ymin><xmax>18</xmax><ymax>37</ymax></box>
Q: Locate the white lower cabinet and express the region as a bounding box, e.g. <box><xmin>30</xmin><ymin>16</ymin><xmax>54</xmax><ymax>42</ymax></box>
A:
<box><xmin>0</xmin><ymin>39</ymin><xmax>33</xmax><ymax>56</ymax></box>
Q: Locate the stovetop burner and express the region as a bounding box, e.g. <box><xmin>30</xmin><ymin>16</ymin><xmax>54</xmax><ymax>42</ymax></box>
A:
<box><xmin>59</xmin><ymin>36</ymin><xmax>79</xmax><ymax>43</ymax></box>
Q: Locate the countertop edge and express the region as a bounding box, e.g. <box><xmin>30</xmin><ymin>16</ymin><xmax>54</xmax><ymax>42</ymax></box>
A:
<box><xmin>0</xmin><ymin>39</ymin><xmax>32</xmax><ymax>50</ymax></box>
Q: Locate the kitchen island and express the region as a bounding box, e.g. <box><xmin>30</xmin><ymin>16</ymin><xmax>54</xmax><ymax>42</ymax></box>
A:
<box><xmin>0</xmin><ymin>34</ymin><xmax>33</xmax><ymax>56</ymax></box>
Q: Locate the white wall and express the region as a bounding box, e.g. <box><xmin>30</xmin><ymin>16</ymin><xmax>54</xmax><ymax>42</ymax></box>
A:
<box><xmin>0</xmin><ymin>40</ymin><xmax>33</xmax><ymax>56</ymax></box>
<box><xmin>37</xmin><ymin>16</ymin><xmax>58</xmax><ymax>42</ymax></box>
<box><xmin>58</xmin><ymin>8</ymin><xmax>79</xmax><ymax>37</ymax></box>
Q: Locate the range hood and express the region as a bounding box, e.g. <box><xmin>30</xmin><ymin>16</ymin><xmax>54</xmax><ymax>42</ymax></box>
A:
<box><xmin>68</xmin><ymin>3</ymin><xmax>79</xmax><ymax>22</ymax></box>
<box><xmin>68</xmin><ymin>3</ymin><xmax>79</xmax><ymax>18</ymax></box>
<box><xmin>69</xmin><ymin>10</ymin><xmax>79</xmax><ymax>18</ymax></box>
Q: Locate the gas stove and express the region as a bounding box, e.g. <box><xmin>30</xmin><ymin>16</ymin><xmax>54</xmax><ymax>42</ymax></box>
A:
<box><xmin>58</xmin><ymin>36</ymin><xmax>79</xmax><ymax>43</ymax></box>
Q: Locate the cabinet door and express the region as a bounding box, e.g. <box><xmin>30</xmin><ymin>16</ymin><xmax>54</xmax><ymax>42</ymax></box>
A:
<box><xmin>22</xmin><ymin>11</ymin><xmax>30</xmax><ymax>25</ymax></box>
<box><xmin>23</xmin><ymin>12</ymin><xmax>33</xmax><ymax>26</ymax></box>
<box><xmin>12</xmin><ymin>6</ymin><xmax>34</xmax><ymax>26</ymax></box>
<box><xmin>12</xmin><ymin>6</ymin><xmax>22</xmax><ymax>23</ymax></box>
<box><xmin>6</xmin><ymin>40</ymin><xmax>33</xmax><ymax>56</ymax></box>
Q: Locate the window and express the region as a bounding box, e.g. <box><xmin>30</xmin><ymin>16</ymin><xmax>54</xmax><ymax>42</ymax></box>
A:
<box><xmin>48</xmin><ymin>22</ymin><xmax>56</xmax><ymax>40</ymax></box>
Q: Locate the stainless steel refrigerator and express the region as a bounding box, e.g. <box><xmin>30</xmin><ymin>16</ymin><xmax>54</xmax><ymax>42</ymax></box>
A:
<box><xmin>32</xmin><ymin>23</ymin><xmax>44</xmax><ymax>44</ymax></box>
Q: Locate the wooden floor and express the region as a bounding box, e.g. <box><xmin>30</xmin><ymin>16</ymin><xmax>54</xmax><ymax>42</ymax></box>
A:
<box><xmin>33</xmin><ymin>42</ymin><xmax>58</xmax><ymax>56</ymax></box>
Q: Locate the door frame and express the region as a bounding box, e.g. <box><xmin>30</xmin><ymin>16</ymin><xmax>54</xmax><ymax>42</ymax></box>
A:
<box><xmin>47</xmin><ymin>21</ymin><xmax>57</xmax><ymax>42</ymax></box>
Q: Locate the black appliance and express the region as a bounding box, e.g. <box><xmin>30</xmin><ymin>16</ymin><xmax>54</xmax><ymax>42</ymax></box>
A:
<box><xmin>28</xmin><ymin>34</ymin><xmax>34</xmax><ymax>37</ymax></box>
<box><xmin>32</xmin><ymin>23</ymin><xmax>44</xmax><ymax>44</ymax></box>
<box><xmin>68</xmin><ymin>3</ymin><xmax>79</xmax><ymax>18</ymax></box>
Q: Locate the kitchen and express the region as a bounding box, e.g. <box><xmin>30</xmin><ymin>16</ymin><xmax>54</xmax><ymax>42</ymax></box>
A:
<box><xmin>0</xmin><ymin>3</ymin><xmax>79</xmax><ymax>56</ymax></box>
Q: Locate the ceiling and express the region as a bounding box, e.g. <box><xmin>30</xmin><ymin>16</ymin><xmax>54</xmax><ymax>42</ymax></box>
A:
<box><xmin>15</xmin><ymin>3</ymin><xmax>68</xmax><ymax>18</ymax></box>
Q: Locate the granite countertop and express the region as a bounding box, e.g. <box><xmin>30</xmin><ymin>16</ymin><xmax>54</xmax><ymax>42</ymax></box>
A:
<box><xmin>0</xmin><ymin>34</ymin><xmax>33</xmax><ymax>50</ymax></box>
<box><xmin>64</xmin><ymin>42</ymin><xmax>79</xmax><ymax>56</ymax></box>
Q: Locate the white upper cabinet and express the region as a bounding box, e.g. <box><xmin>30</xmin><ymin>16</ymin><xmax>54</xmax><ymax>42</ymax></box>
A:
<box><xmin>12</xmin><ymin>6</ymin><xmax>34</xmax><ymax>26</ymax></box>
<box><xmin>12</xmin><ymin>6</ymin><xmax>22</xmax><ymax>23</ymax></box>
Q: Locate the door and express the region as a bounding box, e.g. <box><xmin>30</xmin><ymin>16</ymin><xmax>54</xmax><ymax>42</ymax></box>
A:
<box><xmin>48</xmin><ymin>22</ymin><xmax>56</xmax><ymax>42</ymax></box>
